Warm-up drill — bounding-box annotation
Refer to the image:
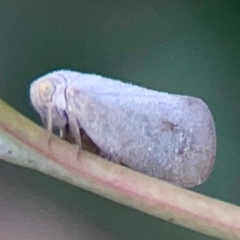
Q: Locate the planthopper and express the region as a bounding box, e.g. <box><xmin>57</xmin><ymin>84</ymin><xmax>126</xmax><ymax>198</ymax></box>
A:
<box><xmin>30</xmin><ymin>70</ymin><xmax>216</xmax><ymax>188</ymax></box>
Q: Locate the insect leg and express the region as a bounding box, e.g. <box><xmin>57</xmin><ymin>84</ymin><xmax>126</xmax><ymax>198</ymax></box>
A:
<box><xmin>41</xmin><ymin>104</ymin><xmax>54</xmax><ymax>146</ymax></box>
<box><xmin>59</xmin><ymin>126</ymin><xmax>66</xmax><ymax>139</ymax></box>
<box><xmin>68</xmin><ymin>112</ymin><xmax>82</xmax><ymax>161</ymax></box>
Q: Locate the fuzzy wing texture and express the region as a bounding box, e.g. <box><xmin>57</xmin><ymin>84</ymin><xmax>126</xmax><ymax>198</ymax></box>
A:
<box><xmin>64</xmin><ymin>71</ymin><xmax>216</xmax><ymax>188</ymax></box>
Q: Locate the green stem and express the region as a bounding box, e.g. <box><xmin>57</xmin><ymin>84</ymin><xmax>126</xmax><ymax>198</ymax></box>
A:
<box><xmin>0</xmin><ymin>98</ymin><xmax>239</xmax><ymax>240</ymax></box>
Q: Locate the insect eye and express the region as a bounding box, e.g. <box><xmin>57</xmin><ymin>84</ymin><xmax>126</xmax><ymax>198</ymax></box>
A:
<box><xmin>38</xmin><ymin>79</ymin><xmax>56</xmax><ymax>102</ymax></box>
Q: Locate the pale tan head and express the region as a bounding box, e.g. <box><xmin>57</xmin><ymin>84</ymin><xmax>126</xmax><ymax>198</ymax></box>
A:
<box><xmin>30</xmin><ymin>72</ymin><xmax>69</xmax><ymax>131</ymax></box>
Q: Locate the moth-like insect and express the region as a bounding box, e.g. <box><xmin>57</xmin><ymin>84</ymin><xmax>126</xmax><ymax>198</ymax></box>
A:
<box><xmin>30</xmin><ymin>70</ymin><xmax>216</xmax><ymax>188</ymax></box>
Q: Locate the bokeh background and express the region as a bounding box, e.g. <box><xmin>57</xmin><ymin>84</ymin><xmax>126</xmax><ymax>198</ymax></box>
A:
<box><xmin>0</xmin><ymin>1</ymin><xmax>240</xmax><ymax>239</ymax></box>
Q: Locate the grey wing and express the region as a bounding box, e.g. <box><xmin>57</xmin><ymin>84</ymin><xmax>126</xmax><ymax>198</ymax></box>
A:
<box><xmin>66</xmin><ymin>77</ymin><xmax>216</xmax><ymax>187</ymax></box>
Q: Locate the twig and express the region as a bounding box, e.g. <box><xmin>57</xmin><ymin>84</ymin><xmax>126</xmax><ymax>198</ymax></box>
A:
<box><xmin>0</xmin><ymin>98</ymin><xmax>240</xmax><ymax>240</ymax></box>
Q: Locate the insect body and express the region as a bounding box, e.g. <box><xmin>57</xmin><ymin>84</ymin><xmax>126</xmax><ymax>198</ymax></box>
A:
<box><xmin>30</xmin><ymin>70</ymin><xmax>216</xmax><ymax>188</ymax></box>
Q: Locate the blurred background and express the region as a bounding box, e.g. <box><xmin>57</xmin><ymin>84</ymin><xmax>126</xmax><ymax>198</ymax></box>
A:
<box><xmin>0</xmin><ymin>1</ymin><xmax>240</xmax><ymax>239</ymax></box>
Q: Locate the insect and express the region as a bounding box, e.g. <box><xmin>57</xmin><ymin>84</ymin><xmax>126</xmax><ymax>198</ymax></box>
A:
<box><xmin>30</xmin><ymin>70</ymin><xmax>216</xmax><ymax>188</ymax></box>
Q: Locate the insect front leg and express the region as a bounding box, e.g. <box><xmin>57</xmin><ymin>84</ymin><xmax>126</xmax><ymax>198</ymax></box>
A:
<box><xmin>40</xmin><ymin>104</ymin><xmax>54</xmax><ymax>146</ymax></box>
<box><xmin>41</xmin><ymin>105</ymin><xmax>68</xmax><ymax>146</ymax></box>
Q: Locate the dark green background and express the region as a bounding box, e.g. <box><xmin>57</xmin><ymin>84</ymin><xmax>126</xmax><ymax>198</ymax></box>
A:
<box><xmin>0</xmin><ymin>1</ymin><xmax>240</xmax><ymax>239</ymax></box>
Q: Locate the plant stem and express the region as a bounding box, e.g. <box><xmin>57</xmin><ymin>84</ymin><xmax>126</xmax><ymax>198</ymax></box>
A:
<box><xmin>0</xmin><ymin>98</ymin><xmax>239</xmax><ymax>240</ymax></box>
